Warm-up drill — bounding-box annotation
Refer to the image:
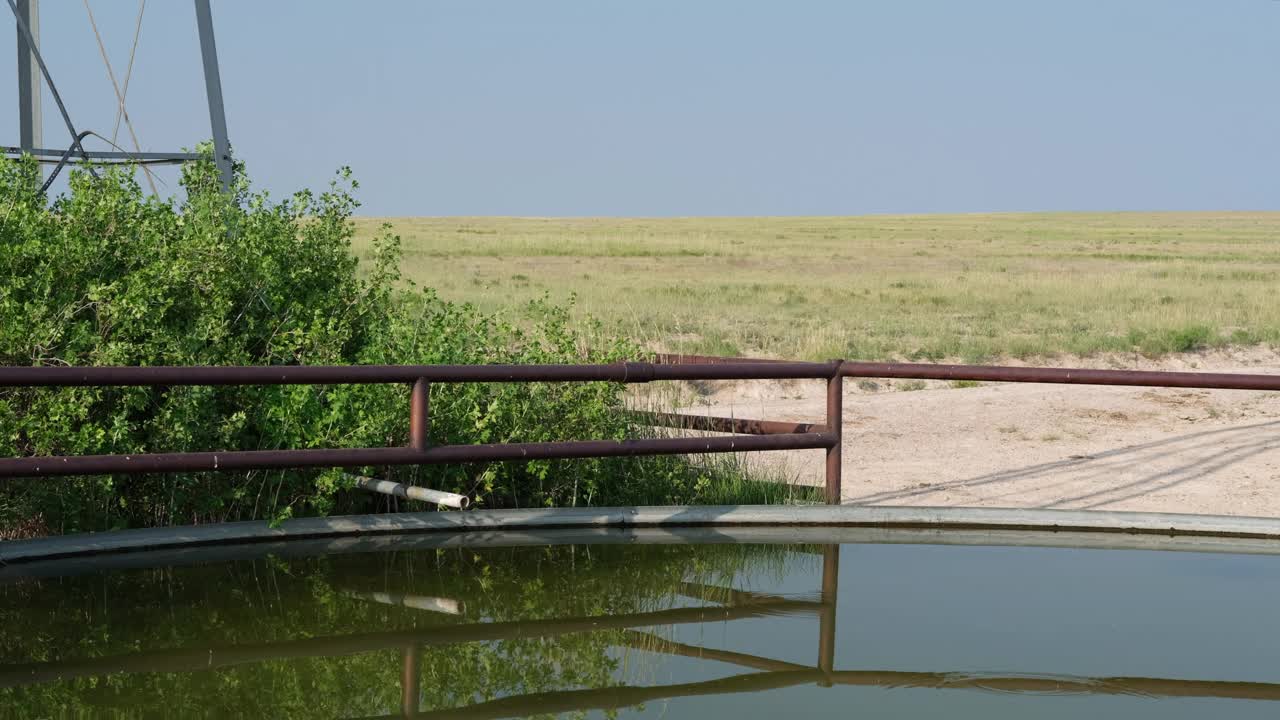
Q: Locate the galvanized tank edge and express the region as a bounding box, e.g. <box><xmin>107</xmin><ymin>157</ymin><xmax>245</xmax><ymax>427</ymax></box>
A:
<box><xmin>8</xmin><ymin>505</ymin><xmax>1280</xmax><ymax>567</ymax></box>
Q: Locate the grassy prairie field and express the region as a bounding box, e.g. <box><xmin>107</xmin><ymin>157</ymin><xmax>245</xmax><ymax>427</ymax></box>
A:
<box><xmin>351</xmin><ymin>212</ymin><xmax>1280</xmax><ymax>362</ymax></box>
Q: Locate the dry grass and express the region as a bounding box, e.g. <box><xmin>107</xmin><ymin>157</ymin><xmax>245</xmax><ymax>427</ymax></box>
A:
<box><xmin>352</xmin><ymin>212</ymin><xmax>1280</xmax><ymax>361</ymax></box>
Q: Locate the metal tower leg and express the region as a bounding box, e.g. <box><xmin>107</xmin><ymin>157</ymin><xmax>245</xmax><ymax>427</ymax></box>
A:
<box><xmin>194</xmin><ymin>0</ymin><xmax>232</xmax><ymax>192</ymax></box>
<box><xmin>16</xmin><ymin>0</ymin><xmax>42</xmax><ymax>158</ymax></box>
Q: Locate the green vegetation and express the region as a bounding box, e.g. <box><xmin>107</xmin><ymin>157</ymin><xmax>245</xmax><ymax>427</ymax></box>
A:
<box><xmin>0</xmin><ymin>156</ymin><xmax>811</xmax><ymax>535</ymax></box>
<box><xmin>353</xmin><ymin>213</ymin><xmax>1280</xmax><ymax>362</ymax></box>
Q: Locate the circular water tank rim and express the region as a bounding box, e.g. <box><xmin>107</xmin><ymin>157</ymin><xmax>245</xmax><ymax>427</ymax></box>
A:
<box><xmin>7</xmin><ymin>505</ymin><xmax>1280</xmax><ymax>567</ymax></box>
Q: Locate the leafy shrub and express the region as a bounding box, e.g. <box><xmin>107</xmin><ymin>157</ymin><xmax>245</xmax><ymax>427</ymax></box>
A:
<box><xmin>0</xmin><ymin>155</ymin><xmax>795</xmax><ymax>534</ymax></box>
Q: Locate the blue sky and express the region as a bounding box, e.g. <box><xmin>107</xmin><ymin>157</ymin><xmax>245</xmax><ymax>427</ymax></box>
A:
<box><xmin>3</xmin><ymin>1</ymin><xmax>1277</xmax><ymax>216</ymax></box>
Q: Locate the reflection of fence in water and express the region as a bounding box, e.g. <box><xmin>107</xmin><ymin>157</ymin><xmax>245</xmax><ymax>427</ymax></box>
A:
<box><xmin>0</xmin><ymin>602</ymin><xmax>818</xmax><ymax>688</ymax></box>
<box><xmin>6</xmin><ymin>545</ymin><xmax>1280</xmax><ymax>718</ymax></box>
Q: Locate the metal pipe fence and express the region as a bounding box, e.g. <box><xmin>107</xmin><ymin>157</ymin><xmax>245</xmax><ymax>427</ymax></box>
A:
<box><xmin>0</xmin><ymin>360</ymin><xmax>845</xmax><ymax>499</ymax></box>
<box><xmin>3</xmin><ymin>355</ymin><xmax>1280</xmax><ymax>505</ymax></box>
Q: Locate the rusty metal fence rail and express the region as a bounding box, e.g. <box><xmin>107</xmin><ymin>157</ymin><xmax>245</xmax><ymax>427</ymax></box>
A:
<box><xmin>4</xmin><ymin>355</ymin><xmax>1280</xmax><ymax>505</ymax></box>
<box><xmin>0</xmin><ymin>359</ymin><xmax>846</xmax><ymax>502</ymax></box>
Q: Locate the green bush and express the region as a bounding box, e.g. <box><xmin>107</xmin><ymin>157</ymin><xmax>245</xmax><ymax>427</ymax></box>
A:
<box><xmin>0</xmin><ymin>155</ymin><xmax>804</xmax><ymax>534</ymax></box>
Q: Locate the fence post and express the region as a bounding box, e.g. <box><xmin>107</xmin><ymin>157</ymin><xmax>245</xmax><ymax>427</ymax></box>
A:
<box><xmin>825</xmin><ymin>362</ymin><xmax>843</xmax><ymax>505</ymax></box>
<box><xmin>409</xmin><ymin>378</ymin><xmax>430</xmax><ymax>451</ymax></box>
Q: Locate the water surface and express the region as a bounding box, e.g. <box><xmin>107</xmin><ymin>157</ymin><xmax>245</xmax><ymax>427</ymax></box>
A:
<box><xmin>3</xmin><ymin>537</ymin><xmax>1280</xmax><ymax>718</ymax></box>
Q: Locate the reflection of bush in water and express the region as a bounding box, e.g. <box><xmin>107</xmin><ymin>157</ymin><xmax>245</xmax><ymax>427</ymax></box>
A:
<box><xmin>0</xmin><ymin>543</ymin><xmax>812</xmax><ymax>717</ymax></box>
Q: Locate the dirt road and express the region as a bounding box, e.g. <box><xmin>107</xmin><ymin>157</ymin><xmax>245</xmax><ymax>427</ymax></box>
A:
<box><xmin>677</xmin><ymin>349</ymin><xmax>1280</xmax><ymax>517</ymax></box>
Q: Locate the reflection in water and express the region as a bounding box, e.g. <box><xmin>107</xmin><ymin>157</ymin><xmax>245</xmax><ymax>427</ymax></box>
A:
<box><xmin>346</xmin><ymin>591</ymin><xmax>465</xmax><ymax>616</ymax></box>
<box><xmin>2</xmin><ymin>540</ymin><xmax>1280</xmax><ymax>718</ymax></box>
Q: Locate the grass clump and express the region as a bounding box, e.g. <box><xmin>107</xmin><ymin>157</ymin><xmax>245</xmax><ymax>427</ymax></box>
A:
<box><xmin>1126</xmin><ymin>324</ymin><xmax>1215</xmax><ymax>355</ymax></box>
<box><xmin>0</xmin><ymin>155</ymin><xmax>790</xmax><ymax>534</ymax></box>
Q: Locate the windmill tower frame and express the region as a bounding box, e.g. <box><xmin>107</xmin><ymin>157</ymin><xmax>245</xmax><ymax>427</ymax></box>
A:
<box><xmin>6</xmin><ymin>0</ymin><xmax>233</xmax><ymax>192</ymax></box>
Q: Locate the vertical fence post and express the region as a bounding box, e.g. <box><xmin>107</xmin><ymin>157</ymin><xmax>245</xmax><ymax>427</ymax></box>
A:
<box><xmin>817</xmin><ymin>543</ymin><xmax>839</xmax><ymax>684</ymax></box>
<box><xmin>825</xmin><ymin>362</ymin><xmax>843</xmax><ymax>505</ymax></box>
<box><xmin>409</xmin><ymin>378</ymin><xmax>430</xmax><ymax>451</ymax></box>
<box><xmin>401</xmin><ymin>645</ymin><xmax>420</xmax><ymax>718</ymax></box>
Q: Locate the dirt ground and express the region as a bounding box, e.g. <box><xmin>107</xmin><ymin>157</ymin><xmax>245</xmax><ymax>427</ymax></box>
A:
<box><xmin>674</xmin><ymin>348</ymin><xmax>1280</xmax><ymax>517</ymax></box>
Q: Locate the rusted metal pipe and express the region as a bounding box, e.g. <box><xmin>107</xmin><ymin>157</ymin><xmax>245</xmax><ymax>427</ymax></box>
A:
<box><xmin>825</xmin><ymin>363</ymin><xmax>843</xmax><ymax>506</ymax></box>
<box><xmin>0</xmin><ymin>432</ymin><xmax>835</xmax><ymax>478</ymax></box>
<box><xmin>5</xmin><ymin>357</ymin><xmax>1277</xmax><ymax>390</ymax></box>
<box><xmin>654</xmin><ymin>353</ymin><xmax>792</xmax><ymax>365</ymax></box>
<box><xmin>351</xmin><ymin>476</ymin><xmax>469</xmax><ymax>509</ymax></box>
<box><xmin>13</xmin><ymin>355</ymin><xmax>1280</xmax><ymax>488</ymax></box>
<box><xmin>0</xmin><ymin>361</ymin><xmax>834</xmax><ymax>387</ymax></box>
<box><xmin>839</xmin><ymin>361</ymin><xmax>1280</xmax><ymax>391</ymax></box>
<box><xmin>639</xmin><ymin>411</ymin><xmax>825</xmax><ymax>435</ymax></box>
<box><xmin>408</xmin><ymin>379</ymin><xmax>430</xmax><ymax>451</ymax></box>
